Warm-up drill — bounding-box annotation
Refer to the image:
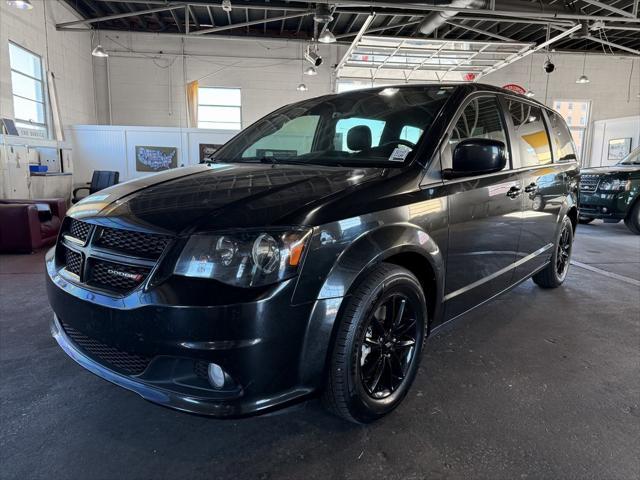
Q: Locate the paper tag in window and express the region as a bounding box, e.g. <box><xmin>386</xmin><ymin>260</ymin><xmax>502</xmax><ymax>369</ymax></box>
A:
<box><xmin>389</xmin><ymin>147</ymin><xmax>411</xmax><ymax>162</ymax></box>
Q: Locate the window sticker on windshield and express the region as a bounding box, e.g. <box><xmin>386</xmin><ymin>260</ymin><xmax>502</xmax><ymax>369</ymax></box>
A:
<box><xmin>389</xmin><ymin>147</ymin><xmax>411</xmax><ymax>162</ymax></box>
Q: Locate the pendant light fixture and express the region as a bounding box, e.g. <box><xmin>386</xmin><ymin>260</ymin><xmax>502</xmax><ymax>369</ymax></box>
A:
<box><xmin>297</xmin><ymin>44</ymin><xmax>308</xmax><ymax>92</ymax></box>
<box><xmin>576</xmin><ymin>41</ymin><xmax>590</xmax><ymax>84</ymax></box>
<box><xmin>304</xmin><ymin>66</ymin><xmax>318</xmax><ymax>76</ymax></box>
<box><xmin>318</xmin><ymin>29</ymin><xmax>336</xmax><ymax>44</ymax></box>
<box><xmin>6</xmin><ymin>0</ymin><xmax>33</xmax><ymax>10</ymax></box>
<box><xmin>525</xmin><ymin>54</ymin><xmax>535</xmax><ymax>97</ymax></box>
<box><xmin>92</xmin><ymin>45</ymin><xmax>109</xmax><ymax>58</ymax></box>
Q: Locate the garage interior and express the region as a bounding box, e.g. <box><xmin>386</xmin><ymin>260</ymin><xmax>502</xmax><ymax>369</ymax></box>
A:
<box><xmin>0</xmin><ymin>0</ymin><xmax>639</xmax><ymax>479</ymax></box>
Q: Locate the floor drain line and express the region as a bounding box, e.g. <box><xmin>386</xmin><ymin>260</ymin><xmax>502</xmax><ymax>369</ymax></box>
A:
<box><xmin>571</xmin><ymin>260</ymin><xmax>640</xmax><ymax>287</ymax></box>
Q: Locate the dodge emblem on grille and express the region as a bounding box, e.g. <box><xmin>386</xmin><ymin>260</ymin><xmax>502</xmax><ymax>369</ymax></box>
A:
<box><xmin>106</xmin><ymin>268</ymin><xmax>143</xmax><ymax>282</ymax></box>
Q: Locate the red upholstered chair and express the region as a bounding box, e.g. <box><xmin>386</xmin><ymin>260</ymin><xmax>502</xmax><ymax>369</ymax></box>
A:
<box><xmin>0</xmin><ymin>198</ymin><xmax>67</xmax><ymax>253</ymax></box>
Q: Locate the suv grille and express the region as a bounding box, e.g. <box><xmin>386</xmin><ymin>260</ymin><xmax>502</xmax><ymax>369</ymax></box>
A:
<box><xmin>581</xmin><ymin>175</ymin><xmax>599</xmax><ymax>192</ymax></box>
<box><xmin>60</xmin><ymin>319</ymin><xmax>151</xmax><ymax>376</ymax></box>
<box><xmin>57</xmin><ymin>219</ymin><xmax>172</xmax><ymax>295</ymax></box>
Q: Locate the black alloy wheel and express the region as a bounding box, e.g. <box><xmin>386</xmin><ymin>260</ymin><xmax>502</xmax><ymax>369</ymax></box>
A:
<box><xmin>533</xmin><ymin>215</ymin><xmax>574</xmax><ymax>289</ymax></box>
<box><xmin>323</xmin><ymin>263</ymin><xmax>427</xmax><ymax>423</ymax></box>
<box><xmin>556</xmin><ymin>222</ymin><xmax>572</xmax><ymax>281</ymax></box>
<box><xmin>359</xmin><ymin>294</ymin><xmax>419</xmax><ymax>399</ymax></box>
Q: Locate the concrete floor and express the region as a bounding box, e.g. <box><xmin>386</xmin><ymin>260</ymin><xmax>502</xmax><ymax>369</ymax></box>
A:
<box><xmin>1</xmin><ymin>221</ymin><xmax>638</xmax><ymax>480</ymax></box>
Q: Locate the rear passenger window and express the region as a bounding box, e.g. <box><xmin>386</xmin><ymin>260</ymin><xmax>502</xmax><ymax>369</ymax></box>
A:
<box><xmin>506</xmin><ymin>100</ymin><xmax>552</xmax><ymax>167</ymax></box>
<box><xmin>548</xmin><ymin>112</ymin><xmax>577</xmax><ymax>162</ymax></box>
<box><xmin>443</xmin><ymin>96</ymin><xmax>508</xmax><ymax>171</ymax></box>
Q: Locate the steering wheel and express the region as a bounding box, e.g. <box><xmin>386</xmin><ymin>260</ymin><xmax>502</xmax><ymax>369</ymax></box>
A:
<box><xmin>379</xmin><ymin>139</ymin><xmax>416</xmax><ymax>149</ymax></box>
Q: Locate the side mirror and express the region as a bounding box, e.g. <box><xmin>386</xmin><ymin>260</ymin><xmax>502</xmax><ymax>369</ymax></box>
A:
<box><xmin>442</xmin><ymin>139</ymin><xmax>507</xmax><ymax>179</ymax></box>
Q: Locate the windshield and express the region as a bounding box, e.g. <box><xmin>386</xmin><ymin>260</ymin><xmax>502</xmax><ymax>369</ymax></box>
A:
<box><xmin>617</xmin><ymin>147</ymin><xmax>640</xmax><ymax>165</ymax></box>
<box><xmin>211</xmin><ymin>86</ymin><xmax>454</xmax><ymax>168</ymax></box>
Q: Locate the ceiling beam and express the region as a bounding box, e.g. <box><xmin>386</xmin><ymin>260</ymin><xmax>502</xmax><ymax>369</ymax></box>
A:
<box><xmin>191</xmin><ymin>11</ymin><xmax>312</xmax><ymax>35</ymax></box>
<box><xmin>445</xmin><ymin>20</ymin><xmax>514</xmax><ymax>41</ymax></box>
<box><xmin>580</xmin><ymin>0</ymin><xmax>635</xmax><ymax>18</ymax></box>
<box><xmin>336</xmin><ymin>14</ymin><xmax>376</xmax><ymax>73</ymax></box>
<box><xmin>57</xmin><ymin>4</ymin><xmax>185</xmax><ymax>28</ymax></box>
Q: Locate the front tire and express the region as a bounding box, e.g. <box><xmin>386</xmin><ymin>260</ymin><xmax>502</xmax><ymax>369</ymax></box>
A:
<box><xmin>533</xmin><ymin>216</ymin><xmax>574</xmax><ymax>289</ymax></box>
<box><xmin>623</xmin><ymin>202</ymin><xmax>640</xmax><ymax>234</ymax></box>
<box><xmin>322</xmin><ymin>263</ymin><xmax>427</xmax><ymax>423</ymax></box>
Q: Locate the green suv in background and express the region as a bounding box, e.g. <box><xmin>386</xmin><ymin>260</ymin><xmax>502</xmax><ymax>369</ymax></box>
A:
<box><xmin>579</xmin><ymin>147</ymin><xmax>640</xmax><ymax>234</ymax></box>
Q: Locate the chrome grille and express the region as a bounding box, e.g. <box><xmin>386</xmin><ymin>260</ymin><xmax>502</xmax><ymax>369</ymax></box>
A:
<box><xmin>57</xmin><ymin>219</ymin><xmax>172</xmax><ymax>295</ymax></box>
<box><xmin>580</xmin><ymin>175</ymin><xmax>599</xmax><ymax>192</ymax></box>
<box><xmin>60</xmin><ymin>319</ymin><xmax>151</xmax><ymax>375</ymax></box>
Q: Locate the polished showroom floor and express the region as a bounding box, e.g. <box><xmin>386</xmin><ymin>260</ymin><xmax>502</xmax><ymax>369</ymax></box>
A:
<box><xmin>1</xmin><ymin>221</ymin><xmax>638</xmax><ymax>480</ymax></box>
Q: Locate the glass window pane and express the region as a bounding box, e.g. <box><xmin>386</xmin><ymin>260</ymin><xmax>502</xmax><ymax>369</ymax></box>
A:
<box><xmin>9</xmin><ymin>43</ymin><xmax>42</xmax><ymax>79</ymax></box>
<box><xmin>548</xmin><ymin>112</ymin><xmax>577</xmax><ymax>162</ymax></box>
<box><xmin>198</xmin><ymin>121</ymin><xmax>241</xmax><ymax>130</ymax></box>
<box><xmin>553</xmin><ymin>100</ymin><xmax>590</xmax><ymax>127</ymax></box>
<box><xmin>13</xmin><ymin>96</ymin><xmax>45</xmax><ymax>124</ymax></box>
<box><xmin>11</xmin><ymin>71</ymin><xmax>44</xmax><ymax>102</ymax></box>
<box><xmin>199</xmin><ymin>88</ymin><xmax>241</xmax><ymax>106</ymax></box>
<box><xmin>506</xmin><ymin>100</ymin><xmax>552</xmax><ymax>167</ymax></box>
<box><xmin>335</xmin><ymin>118</ymin><xmax>385</xmax><ymax>152</ymax></box>
<box><xmin>198</xmin><ymin>105</ymin><xmax>241</xmax><ymax>123</ymax></box>
<box><xmin>242</xmin><ymin>115</ymin><xmax>320</xmax><ymax>158</ymax></box>
<box><xmin>400</xmin><ymin>126</ymin><xmax>423</xmax><ymax>144</ymax></box>
<box><xmin>570</xmin><ymin>128</ymin><xmax>584</xmax><ymax>158</ymax></box>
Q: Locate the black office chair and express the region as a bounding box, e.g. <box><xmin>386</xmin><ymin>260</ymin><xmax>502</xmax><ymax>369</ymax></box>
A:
<box><xmin>72</xmin><ymin>170</ymin><xmax>120</xmax><ymax>203</ymax></box>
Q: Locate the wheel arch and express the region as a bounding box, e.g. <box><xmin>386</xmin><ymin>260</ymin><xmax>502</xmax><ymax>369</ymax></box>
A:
<box><xmin>297</xmin><ymin>224</ymin><xmax>445</xmax><ymax>390</ymax></box>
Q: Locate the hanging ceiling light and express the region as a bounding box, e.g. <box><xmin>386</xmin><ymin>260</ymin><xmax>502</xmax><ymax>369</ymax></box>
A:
<box><xmin>6</xmin><ymin>0</ymin><xmax>33</xmax><ymax>10</ymax></box>
<box><xmin>92</xmin><ymin>45</ymin><xmax>109</xmax><ymax>58</ymax></box>
<box><xmin>304</xmin><ymin>66</ymin><xmax>318</xmax><ymax>76</ymax></box>
<box><xmin>318</xmin><ymin>29</ymin><xmax>336</xmax><ymax>44</ymax></box>
<box><xmin>576</xmin><ymin>43</ymin><xmax>589</xmax><ymax>84</ymax></box>
<box><xmin>296</xmin><ymin>83</ymin><xmax>308</xmax><ymax>92</ymax></box>
<box><xmin>525</xmin><ymin>90</ymin><xmax>536</xmax><ymax>97</ymax></box>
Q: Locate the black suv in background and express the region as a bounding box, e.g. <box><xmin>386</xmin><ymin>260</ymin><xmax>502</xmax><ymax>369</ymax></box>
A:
<box><xmin>579</xmin><ymin>147</ymin><xmax>640</xmax><ymax>234</ymax></box>
<box><xmin>46</xmin><ymin>84</ymin><xmax>579</xmax><ymax>423</ymax></box>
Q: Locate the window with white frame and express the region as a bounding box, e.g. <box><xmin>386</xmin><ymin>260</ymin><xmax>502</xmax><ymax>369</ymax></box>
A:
<box><xmin>198</xmin><ymin>87</ymin><xmax>241</xmax><ymax>130</ymax></box>
<box><xmin>552</xmin><ymin>99</ymin><xmax>591</xmax><ymax>159</ymax></box>
<box><xmin>8</xmin><ymin>42</ymin><xmax>48</xmax><ymax>136</ymax></box>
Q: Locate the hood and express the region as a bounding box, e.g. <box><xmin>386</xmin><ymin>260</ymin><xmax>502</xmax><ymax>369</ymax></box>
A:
<box><xmin>581</xmin><ymin>165</ymin><xmax>638</xmax><ymax>176</ymax></box>
<box><xmin>68</xmin><ymin>163</ymin><xmax>384</xmax><ymax>234</ymax></box>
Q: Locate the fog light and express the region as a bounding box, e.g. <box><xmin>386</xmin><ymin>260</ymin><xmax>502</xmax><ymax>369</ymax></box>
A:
<box><xmin>207</xmin><ymin>363</ymin><xmax>225</xmax><ymax>388</ymax></box>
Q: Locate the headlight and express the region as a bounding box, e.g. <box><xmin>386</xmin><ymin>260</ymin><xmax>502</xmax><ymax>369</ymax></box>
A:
<box><xmin>598</xmin><ymin>179</ymin><xmax>628</xmax><ymax>192</ymax></box>
<box><xmin>174</xmin><ymin>229</ymin><xmax>311</xmax><ymax>287</ymax></box>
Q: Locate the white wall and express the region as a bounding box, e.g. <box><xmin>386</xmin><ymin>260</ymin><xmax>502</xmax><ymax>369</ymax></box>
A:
<box><xmin>483</xmin><ymin>52</ymin><xmax>640</xmax><ymax>123</ymax></box>
<box><xmin>589</xmin><ymin>116</ymin><xmax>640</xmax><ymax>167</ymax></box>
<box><xmin>94</xmin><ymin>32</ymin><xmax>339</xmax><ymax>128</ymax></box>
<box><xmin>67</xmin><ymin>125</ymin><xmax>236</xmax><ymax>183</ymax></box>
<box><xmin>0</xmin><ymin>0</ymin><xmax>95</xmax><ymax>128</ymax></box>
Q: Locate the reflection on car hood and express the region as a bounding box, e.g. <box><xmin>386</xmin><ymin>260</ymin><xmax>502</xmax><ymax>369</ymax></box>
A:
<box><xmin>67</xmin><ymin>163</ymin><xmax>383</xmax><ymax>233</ymax></box>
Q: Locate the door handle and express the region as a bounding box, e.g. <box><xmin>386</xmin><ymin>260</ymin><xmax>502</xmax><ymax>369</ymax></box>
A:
<box><xmin>506</xmin><ymin>186</ymin><xmax>521</xmax><ymax>198</ymax></box>
<box><xmin>524</xmin><ymin>182</ymin><xmax>537</xmax><ymax>193</ymax></box>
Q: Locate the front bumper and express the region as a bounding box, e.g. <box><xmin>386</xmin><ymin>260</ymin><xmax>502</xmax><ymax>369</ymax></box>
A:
<box><xmin>579</xmin><ymin>191</ymin><xmax>631</xmax><ymax>219</ymax></box>
<box><xmin>46</xmin><ymin>249</ymin><xmax>335</xmax><ymax>417</ymax></box>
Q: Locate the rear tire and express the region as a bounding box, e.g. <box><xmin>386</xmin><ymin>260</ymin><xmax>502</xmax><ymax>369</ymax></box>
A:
<box><xmin>578</xmin><ymin>216</ymin><xmax>594</xmax><ymax>225</ymax></box>
<box><xmin>533</xmin><ymin>216</ymin><xmax>574</xmax><ymax>289</ymax></box>
<box><xmin>322</xmin><ymin>263</ymin><xmax>427</xmax><ymax>424</ymax></box>
<box><xmin>623</xmin><ymin>202</ymin><xmax>640</xmax><ymax>235</ymax></box>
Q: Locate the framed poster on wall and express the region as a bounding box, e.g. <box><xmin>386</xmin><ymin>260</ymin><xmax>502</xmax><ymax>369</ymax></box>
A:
<box><xmin>199</xmin><ymin>143</ymin><xmax>223</xmax><ymax>163</ymax></box>
<box><xmin>607</xmin><ymin>138</ymin><xmax>632</xmax><ymax>161</ymax></box>
<box><xmin>135</xmin><ymin>146</ymin><xmax>178</xmax><ymax>172</ymax></box>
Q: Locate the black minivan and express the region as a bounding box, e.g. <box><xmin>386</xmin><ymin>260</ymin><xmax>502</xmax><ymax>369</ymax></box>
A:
<box><xmin>47</xmin><ymin>84</ymin><xmax>579</xmax><ymax>423</ymax></box>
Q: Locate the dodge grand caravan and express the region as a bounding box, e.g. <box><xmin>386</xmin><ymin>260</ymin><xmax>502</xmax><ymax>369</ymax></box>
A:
<box><xmin>46</xmin><ymin>84</ymin><xmax>579</xmax><ymax>423</ymax></box>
